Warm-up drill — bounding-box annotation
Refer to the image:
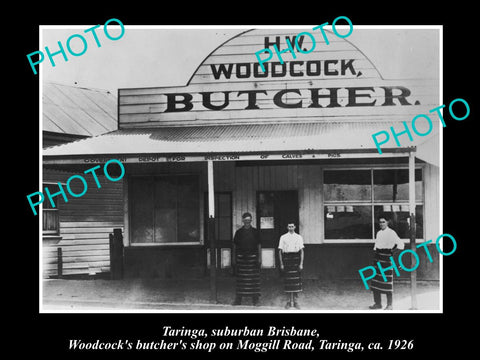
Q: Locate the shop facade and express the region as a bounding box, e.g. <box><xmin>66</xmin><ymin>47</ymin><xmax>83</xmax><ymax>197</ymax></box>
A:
<box><xmin>43</xmin><ymin>28</ymin><xmax>440</xmax><ymax>281</ymax></box>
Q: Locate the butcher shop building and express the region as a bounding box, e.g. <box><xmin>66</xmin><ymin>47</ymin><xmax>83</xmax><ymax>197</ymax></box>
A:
<box><xmin>42</xmin><ymin>27</ymin><xmax>441</xmax><ymax>282</ymax></box>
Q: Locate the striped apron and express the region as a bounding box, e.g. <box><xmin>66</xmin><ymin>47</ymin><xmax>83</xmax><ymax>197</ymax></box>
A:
<box><xmin>371</xmin><ymin>248</ymin><xmax>394</xmax><ymax>294</ymax></box>
<box><xmin>282</xmin><ymin>251</ymin><xmax>302</xmax><ymax>293</ymax></box>
<box><xmin>235</xmin><ymin>250</ymin><xmax>260</xmax><ymax>297</ymax></box>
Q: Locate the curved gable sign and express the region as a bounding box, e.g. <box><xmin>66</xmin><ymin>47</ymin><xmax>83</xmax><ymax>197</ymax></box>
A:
<box><xmin>119</xmin><ymin>28</ymin><xmax>438</xmax><ymax>128</ymax></box>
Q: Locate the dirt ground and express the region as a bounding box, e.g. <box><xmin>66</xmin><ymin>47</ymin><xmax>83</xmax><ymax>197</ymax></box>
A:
<box><xmin>42</xmin><ymin>276</ymin><xmax>440</xmax><ymax>311</ymax></box>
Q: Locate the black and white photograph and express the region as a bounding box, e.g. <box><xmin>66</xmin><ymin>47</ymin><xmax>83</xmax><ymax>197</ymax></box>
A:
<box><xmin>16</xmin><ymin>8</ymin><xmax>477</xmax><ymax>357</ymax></box>
<box><xmin>37</xmin><ymin>25</ymin><xmax>441</xmax><ymax>312</ymax></box>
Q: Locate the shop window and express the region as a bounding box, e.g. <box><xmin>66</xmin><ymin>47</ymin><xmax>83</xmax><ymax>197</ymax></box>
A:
<box><xmin>42</xmin><ymin>183</ymin><xmax>59</xmax><ymax>235</ymax></box>
<box><xmin>130</xmin><ymin>175</ymin><xmax>200</xmax><ymax>244</ymax></box>
<box><xmin>324</xmin><ymin>170</ymin><xmax>371</xmax><ymax>202</ymax></box>
<box><xmin>373</xmin><ymin>169</ymin><xmax>423</xmax><ymax>202</ymax></box>
<box><xmin>324</xmin><ymin>205</ymin><xmax>372</xmax><ymax>239</ymax></box>
<box><xmin>323</xmin><ymin>168</ymin><xmax>424</xmax><ymax>240</ymax></box>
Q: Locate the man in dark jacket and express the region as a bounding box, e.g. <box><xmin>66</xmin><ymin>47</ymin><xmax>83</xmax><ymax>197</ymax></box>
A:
<box><xmin>232</xmin><ymin>212</ymin><xmax>262</xmax><ymax>306</ymax></box>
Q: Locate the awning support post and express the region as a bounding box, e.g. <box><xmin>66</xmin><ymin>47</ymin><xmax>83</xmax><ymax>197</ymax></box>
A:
<box><xmin>409</xmin><ymin>150</ymin><xmax>418</xmax><ymax>310</ymax></box>
<box><xmin>207</xmin><ymin>160</ymin><xmax>217</xmax><ymax>303</ymax></box>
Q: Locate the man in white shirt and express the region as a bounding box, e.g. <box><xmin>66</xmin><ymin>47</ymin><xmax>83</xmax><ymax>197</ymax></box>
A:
<box><xmin>369</xmin><ymin>216</ymin><xmax>405</xmax><ymax>310</ymax></box>
<box><xmin>278</xmin><ymin>222</ymin><xmax>304</xmax><ymax>309</ymax></box>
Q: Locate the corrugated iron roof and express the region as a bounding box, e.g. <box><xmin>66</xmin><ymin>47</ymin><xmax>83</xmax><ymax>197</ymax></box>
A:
<box><xmin>42</xmin><ymin>82</ymin><xmax>117</xmax><ymax>136</ymax></box>
<box><xmin>43</xmin><ymin>121</ymin><xmax>440</xmax><ymax>159</ymax></box>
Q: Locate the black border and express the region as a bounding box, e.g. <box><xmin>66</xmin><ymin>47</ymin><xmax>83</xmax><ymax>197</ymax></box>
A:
<box><xmin>18</xmin><ymin>4</ymin><xmax>476</xmax><ymax>357</ymax></box>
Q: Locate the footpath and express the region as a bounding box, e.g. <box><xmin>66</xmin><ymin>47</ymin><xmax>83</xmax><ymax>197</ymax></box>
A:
<box><xmin>42</xmin><ymin>277</ymin><xmax>440</xmax><ymax>311</ymax></box>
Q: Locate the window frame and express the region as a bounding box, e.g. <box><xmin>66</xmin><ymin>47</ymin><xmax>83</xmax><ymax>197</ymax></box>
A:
<box><xmin>322</xmin><ymin>165</ymin><xmax>425</xmax><ymax>244</ymax></box>
<box><xmin>42</xmin><ymin>182</ymin><xmax>61</xmax><ymax>236</ymax></box>
<box><xmin>128</xmin><ymin>173</ymin><xmax>202</xmax><ymax>247</ymax></box>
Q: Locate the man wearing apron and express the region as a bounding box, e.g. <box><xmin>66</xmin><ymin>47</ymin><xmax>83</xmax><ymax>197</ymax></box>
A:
<box><xmin>369</xmin><ymin>216</ymin><xmax>405</xmax><ymax>310</ymax></box>
<box><xmin>278</xmin><ymin>221</ymin><xmax>304</xmax><ymax>309</ymax></box>
<box><xmin>232</xmin><ymin>212</ymin><xmax>262</xmax><ymax>306</ymax></box>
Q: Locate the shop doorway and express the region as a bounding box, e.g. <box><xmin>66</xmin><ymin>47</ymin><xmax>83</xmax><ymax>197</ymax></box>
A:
<box><xmin>256</xmin><ymin>191</ymin><xmax>299</xmax><ymax>268</ymax></box>
<box><xmin>203</xmin><ymin>192</ymin><xmax>233</xmax><ymax>271</ymax></box>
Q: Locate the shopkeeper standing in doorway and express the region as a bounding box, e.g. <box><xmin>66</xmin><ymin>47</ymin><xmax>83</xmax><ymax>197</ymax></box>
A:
<box><xmin>232</xmin><ymin>212</ymin><xmax>262</xmax><ymax>306</ymax></box>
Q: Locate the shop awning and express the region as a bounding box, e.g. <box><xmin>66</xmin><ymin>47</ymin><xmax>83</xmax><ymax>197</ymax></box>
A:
<box><xmin>43</xmin><ymin>121</ymin><xmax>440</xmax><ymax>165</ymax></box>
<box><xmin>415</xmin><ymin>132</ymin><xmax>441</xmax><ymax>167</ymax></box>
